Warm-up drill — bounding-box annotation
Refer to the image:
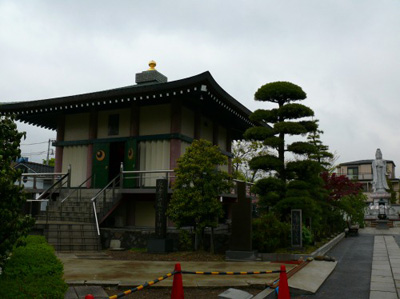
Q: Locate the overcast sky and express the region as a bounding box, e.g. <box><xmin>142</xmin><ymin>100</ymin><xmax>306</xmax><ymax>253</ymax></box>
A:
<box><xmin>1</xmin><ymin>0</ymin><xmax>400</xmax><ymax>170</ymax></box>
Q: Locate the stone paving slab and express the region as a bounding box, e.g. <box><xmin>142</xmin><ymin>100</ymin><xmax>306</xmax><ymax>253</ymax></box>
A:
<box><xmin>370</xmin><ymin>236</ymin><xmax>400</xmax><ymax>299</ymax></box>
<box><xmin>288</xmin><ymin>260</ymin><xmax>337</xmax><ymax>294</ymax></box>
<box><xmin>65</xmin><ymin>286</ymin><xmax>108</xmax><ymax>299</ymax></box>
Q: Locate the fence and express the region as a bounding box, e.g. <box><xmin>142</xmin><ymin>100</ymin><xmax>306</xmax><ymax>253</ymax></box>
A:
<box><xmin>94</xmin><ymin>263</ymin><xmax>292</xmax><ymax>299</ymax></box>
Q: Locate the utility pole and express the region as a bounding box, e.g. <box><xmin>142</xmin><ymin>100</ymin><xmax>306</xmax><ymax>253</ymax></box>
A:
<box><xmin>46</xmin><ymin>139</ymin><xmax>51</xmax><ymax>165</ymax></box>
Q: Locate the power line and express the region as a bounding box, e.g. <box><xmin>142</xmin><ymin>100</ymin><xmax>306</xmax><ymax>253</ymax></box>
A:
<box><xmin>21</xmin><ymin>151</ymin><xmax>48</xmax><ymax>156</ymax></box>
<box><xmin>21</xmin><ymin>141</ymin><xmax>50</xmax><ymax>146</ymax></box>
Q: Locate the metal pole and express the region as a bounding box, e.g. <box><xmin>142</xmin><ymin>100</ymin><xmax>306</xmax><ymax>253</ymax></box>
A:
<box><xmin>46</xmin><ymin>139</ymin><xmax>51</xmax><ymax>165</ymax></box>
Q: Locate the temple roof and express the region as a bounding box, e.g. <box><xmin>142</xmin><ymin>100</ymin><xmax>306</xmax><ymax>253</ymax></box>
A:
<box><xmin>0</xmin><ymin>71</ymin><xmax>261</xmax><ymax>136</ymax></box>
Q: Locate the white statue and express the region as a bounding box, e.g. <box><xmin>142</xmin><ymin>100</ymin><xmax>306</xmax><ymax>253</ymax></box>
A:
<box><xmin>372</xmin><ymin>148</ymin><xmax>389</xmax><ymax>193</ymax></box>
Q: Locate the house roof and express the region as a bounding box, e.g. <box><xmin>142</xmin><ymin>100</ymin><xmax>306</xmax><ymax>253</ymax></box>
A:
<box><xmin>338</xmin><ymin>159</ymin><xmax>396</xmax><ymax>167</ymax></box>
<box><xmin>14</xmin><ymin>161</ymin><xmax>54</xmax><ymax>173</ymax></box>
<box><xmin>0</xmin><ymin>71</ymin><xmax>264</xmax><ymax>137</ymax></box>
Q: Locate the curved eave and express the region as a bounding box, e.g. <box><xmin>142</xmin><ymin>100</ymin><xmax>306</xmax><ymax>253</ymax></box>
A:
<box><xmin>0</xmin><ymin>71</ymin><xmax>266</xmax><ymax>133</ymax></box>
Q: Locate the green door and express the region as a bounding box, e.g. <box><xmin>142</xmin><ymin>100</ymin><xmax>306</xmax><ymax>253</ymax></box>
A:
<box><xmin>124</xmin><ymin>139</ymin><xmax>137</xmax><ymax>188</ymax></box>
<box><xmin>92</xmin><ymin>143</ymin><xmax>110</xmax><ymax>188</ymax></box>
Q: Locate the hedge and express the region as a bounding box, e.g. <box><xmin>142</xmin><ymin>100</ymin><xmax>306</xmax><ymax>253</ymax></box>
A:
<box><xmin>0</xmin><ymin>235</ymin><xmax>68</xmax><ymax>298</ymax></box>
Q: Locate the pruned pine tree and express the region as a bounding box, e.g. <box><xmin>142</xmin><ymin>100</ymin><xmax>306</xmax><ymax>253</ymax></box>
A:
<box><xmin>244</xmin><ymin>81</ymin><xmax>318</xmax><ymax>211</ymax></box>
<box><xmin>306</xmin><ymin>120</ymin><xmax>334</xmax><ymax>171</ymax></box>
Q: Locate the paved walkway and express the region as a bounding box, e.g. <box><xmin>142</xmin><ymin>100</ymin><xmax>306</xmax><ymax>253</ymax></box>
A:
<box><xmin>370</xmin><ymin>235</ymin><xmax>400</xmax><ymax>298</ymax></box>
<box><xmin>310</xmin><ymin>228</ymin><xmax>400</xmax><ymax>299</ymax></box>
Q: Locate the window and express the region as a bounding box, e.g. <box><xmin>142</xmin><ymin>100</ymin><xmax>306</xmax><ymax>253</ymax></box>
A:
<box><xmin>347</xmin><ymin>167</ymin><xmax>358</xmax><ymax>180</ymax></box>
<box><xmin>108</xmin><ymin>114</ymin><xmax>119</xmax><ymax>136</ymax></box>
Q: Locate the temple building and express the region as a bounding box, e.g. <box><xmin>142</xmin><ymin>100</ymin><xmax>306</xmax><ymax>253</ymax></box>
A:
<box><xmin>0</xmin><ymin>62</ymin><xmax>260</xmax><ymax>250</ymax></box>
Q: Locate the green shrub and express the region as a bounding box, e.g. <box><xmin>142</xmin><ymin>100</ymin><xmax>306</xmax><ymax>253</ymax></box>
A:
<box><xmin>302</xmin><ymin>226</ymin><xmax>313</xmax><ymax>246</ymax></box>
<box><xmin>252</xmin><ymin>212</ymin><xmax>290</xmax><ymax>252</ymax></box>
<box><xmin>178</xmin><ymin>229</ymin><xmax>193</xmax><ymax>251</ymax></box>
<box><xmin>0</xmin><ymin>235</ymin><xmax>68</xmax><ymax>298</ymax></box>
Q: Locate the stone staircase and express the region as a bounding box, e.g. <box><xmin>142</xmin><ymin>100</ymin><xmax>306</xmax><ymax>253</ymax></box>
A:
<box><xmin>34</xmin><ymin>188</ymin><xmax>120</xmax><ymax>251</ymax></box>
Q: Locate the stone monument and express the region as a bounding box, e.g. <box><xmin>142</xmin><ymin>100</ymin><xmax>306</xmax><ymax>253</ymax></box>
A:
<box><xmin>147</xmin><ymin>179</ymin><xmax>173</xmax><ymax>253</ymax></box>
<box><xmin>226</xmin><ymin>181</ymin><xmax>257</xmax><ymax>261</ymax></box>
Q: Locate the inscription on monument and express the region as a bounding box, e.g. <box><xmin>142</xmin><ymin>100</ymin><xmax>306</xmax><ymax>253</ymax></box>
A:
<box><xmin>291</xmin><ymin>209</ymin><xmax>302</xmax><ymax>248</ymax></box>
<box><xmin>155</xmin><ymin>179</ymin><xmax>168</xmax><ymax>238</ymax></box>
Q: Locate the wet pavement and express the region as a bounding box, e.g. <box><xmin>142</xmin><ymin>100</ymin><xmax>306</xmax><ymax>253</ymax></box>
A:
<box><xmin>61</xmin><ymin>227</ymin><xmax>400</xmax><ymax>298</ymax></box>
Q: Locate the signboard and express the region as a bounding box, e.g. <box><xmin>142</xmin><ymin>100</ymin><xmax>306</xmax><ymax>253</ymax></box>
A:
<box><xmin>291</xmin><ymin>209</ymin><xmax>302</xmax><ymax>248</ymax></box>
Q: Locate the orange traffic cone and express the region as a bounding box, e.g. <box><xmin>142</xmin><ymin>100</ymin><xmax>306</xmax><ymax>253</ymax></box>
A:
<box><xmin>278</xmin><ymin>264</ymin><xmax>290</xmax><ymax>299</ymax></box>
<box><xmin>171</xmin><ymin>263</ymin><xmax>184</xmax><ymax>299</ymax></box>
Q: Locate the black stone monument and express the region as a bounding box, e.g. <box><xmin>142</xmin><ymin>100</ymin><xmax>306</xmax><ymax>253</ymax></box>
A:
<box><xmin>291</xmin><ymin>209</ymin><xmax>302</xmax><ymax>248</ymax></box>
<box><xmin>226</xmin><ymin>181</ymin><xmax>257</xmax><ymax>260</ymax></box>
<box><xmin>147</xmin><ymin>179</ymin><xmax>173</xmax><ymax>253</ymax></box>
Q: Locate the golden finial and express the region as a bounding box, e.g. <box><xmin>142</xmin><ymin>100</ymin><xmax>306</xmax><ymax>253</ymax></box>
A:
<box><xmin>148</xmin><ymin>60</ymin><xmax>156</xmax><ymax>70</ymax></box>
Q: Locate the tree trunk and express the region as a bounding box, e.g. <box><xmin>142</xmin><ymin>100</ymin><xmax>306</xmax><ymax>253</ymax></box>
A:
<box><xmin>210</xmin><ymin>227</ymin><xmax>215</xmax><ymax>254</ymax></box>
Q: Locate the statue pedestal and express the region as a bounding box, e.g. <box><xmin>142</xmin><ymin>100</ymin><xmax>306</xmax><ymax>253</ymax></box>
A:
<box><xmin>376</xmin><ymin>220</ymin><xmax>389</xmax><ymax>230</ymax></box>
<box><xmin>371</xmin><ymin>192</ymin><xmax>390</xmax><ymax>205</ymax></box>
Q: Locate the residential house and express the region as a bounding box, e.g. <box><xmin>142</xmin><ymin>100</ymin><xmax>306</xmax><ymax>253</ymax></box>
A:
<box><xmin>336</xmin><ymin>159</ymin><xmax>399</xmax><ymax>202</ymax></box>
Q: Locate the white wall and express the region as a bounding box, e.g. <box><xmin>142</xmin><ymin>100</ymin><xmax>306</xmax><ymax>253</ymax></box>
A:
<box><xmin>97</xmin><ymin>109</ymin><xmax>130</xmax><ymax>138</ymax></box>
<box><xmin>200</xmin><ymin>116</ymin><xmax>213</xmax><ymax>142</ymax></box>
<box><xmin>64</xmin><ymin>113</ymin><xmax>89</xmax><ymax>141</ymax></box>
<box><xmin>139</xmin><ymin>104</ymin><xmax>171</xmax><ymax>135</ymax></box>
<box><xmin>181</xmin><ymin>107</ymin><xmax>194</xmax><ymax>138</ymax></box>
<box><xmin>62</xmin><ymin>145</ymin><xmax>88</xmax><ymax>186</ymax></box>
<box><xmin>218</xmin><ymin>126</ymin><xmax>227</xmax><ymax>151</ymax></box>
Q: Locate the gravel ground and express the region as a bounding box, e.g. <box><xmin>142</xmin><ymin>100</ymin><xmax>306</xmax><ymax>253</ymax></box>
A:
<box><xmin>105</xmin><ymin>286</ymin><xmax>267</xmax><ymax>298</ymax></box>
<box><xmin>103</xmin><ymin>250</ymin><xmax>269</xmax><ymax>298</ymax></box>
<box><xmin>105</xmin><ymin>249</ymin><xmax>225</xmax><ymax>262</ymax></box>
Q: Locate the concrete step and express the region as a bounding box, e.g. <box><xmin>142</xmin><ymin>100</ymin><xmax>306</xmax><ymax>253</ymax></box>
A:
<box><xmin>48</xmin><ymin>237</ymin><xmax>99</xmax><ymax>245</ymax></box>
<box><xmin>52</xmin><ymin>244</ymin><xmax>100</xmax><ymax>251</ymax></box>
<box><xmin>45</xmin><ymin>221</ymin><xmax>101</xmax><ymax>252</ymax></box>
<box><xmin>36</xmin><ymin>216</ymin><xmax>94</xmax><ymax>223</ymax></box>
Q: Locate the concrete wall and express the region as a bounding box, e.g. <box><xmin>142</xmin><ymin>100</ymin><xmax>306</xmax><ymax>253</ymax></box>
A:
<box><xmin>134</xmin><ymin>201</ymin><xmax>155</xmax><ymax>227</ymax></box>
<box><xmin>218</xmin><ymin>126</ymin><xmax>227</xmax><ymax>151</ymax></box>
<box><xmin>181</xmin><ymin>107</ymin><xmax>194</xmax><ymax>138</ymax></box>
<box><xmin>139</xmin><ymin>104</ymin><xmax>171</xmax><ymax>135</ymax></box>
<box><xmin>64</xmin><ymin>113</ymin><xmax>90</xmax><ymax>141</ymax></box>
<box><xmin>200</xmin><ymin>116</ymin><xmax>213</xmax><ymax>142</ymax></box>
<box><xmin>360</xmin><ymin>164</ymin><xmax>371</xmax><ymax>174</ymax></box>
<box><xmin>97</xmin><ymin>109</ymin><xmax>130</xmax><ymax>138</ymax></box>
<box><xmin>62</xmin><ymin>145</ymin><xmax>88</xmax><ymax>186</ymax></box>
<box><xmin>180</xmin><ymin>141</ymin><xmax>191</xmax><ymax>156</ymax></box>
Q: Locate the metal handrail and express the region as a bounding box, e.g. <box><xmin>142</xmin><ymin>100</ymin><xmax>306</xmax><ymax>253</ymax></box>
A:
<box><xmin>21</xmin><ymin>172</ymin><xmax>67</xmax><ymax>177</ymax></box>
<box><xmin>36</xmin><ymin>172</ymin><xmax>69</xmax><ymax>201</ymax></box>
<box><xmin>61</xmin><ymin>174</ymin><xmax>94</xmax><ymax>203</ymax></box>
<box><xmin>91</xmin><ymin>174</ymin><xmax>121</xmax><ymax>235</ymax></box>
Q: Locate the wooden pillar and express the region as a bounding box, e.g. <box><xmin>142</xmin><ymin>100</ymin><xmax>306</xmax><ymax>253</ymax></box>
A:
<box><xmin>86</xmin><ymin>110</ymin><xmax>97</xmax><ymax>187</ymax></box>
<box><xmin>54</xmin><ymin>115</ymin><xmax>65</xmax><ymax>173</ymax></box>
<box><xmin>170</xmin><ymin>99</ymin><xmax>182</xmax><ymax>170</ymax></box>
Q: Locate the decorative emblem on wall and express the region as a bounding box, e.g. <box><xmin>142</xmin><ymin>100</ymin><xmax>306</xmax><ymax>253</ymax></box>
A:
<box><xmin>128</xmin><ymin>148</ymin><xmax>134</xmax><ymax>160</ymax></box>
<box><xmin>96</xmin><ymin>150</ymin><xmax>106</xmax><ymax>161</ymax></box>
